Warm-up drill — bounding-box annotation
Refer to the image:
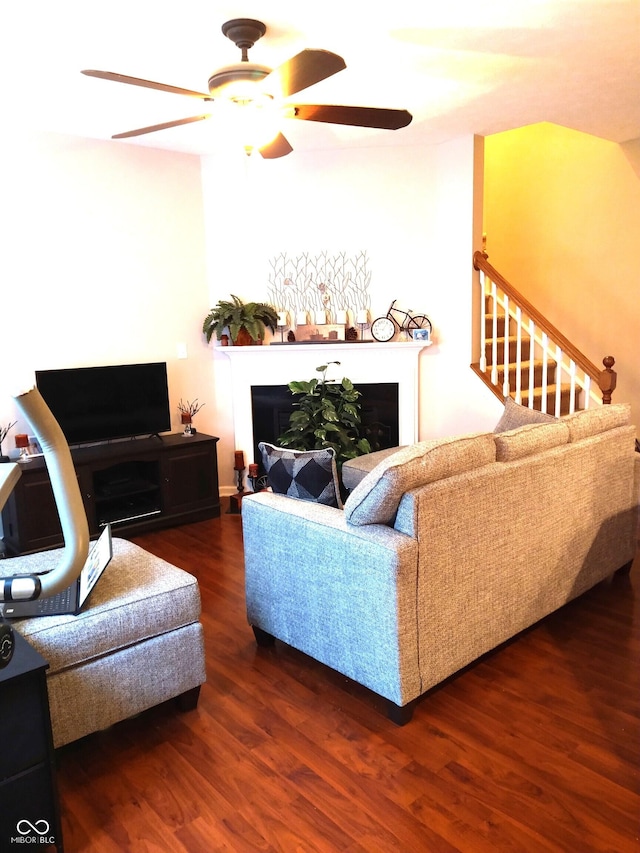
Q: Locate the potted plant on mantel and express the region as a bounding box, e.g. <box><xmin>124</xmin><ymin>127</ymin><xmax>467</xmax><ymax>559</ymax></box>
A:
<box><xmin>202</xmin><ymin>294</ymin><xmax>279</xmax><ymax>346</ymax></box>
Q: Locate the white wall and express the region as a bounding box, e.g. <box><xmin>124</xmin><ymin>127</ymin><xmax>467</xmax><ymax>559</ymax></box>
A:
<box><xmin>201</xmin><ymin>136</ymin><xmax>502</xmax><ymax>491</ymax></box>
<box><xmin>0</xmin><ymin>130</ymin><xmax>216</xmax><ymax>448</ymax></box>
<box><xmin>0</xmin><ymin>128</ymin><xmax>502</xmax><ymax>505</ymax></box>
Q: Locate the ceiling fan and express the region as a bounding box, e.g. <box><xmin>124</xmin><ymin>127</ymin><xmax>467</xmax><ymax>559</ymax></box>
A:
<box><xmin>82</xmin><ymin>18</ymin><xmax>412</xmax><ymax>158</ymax></box>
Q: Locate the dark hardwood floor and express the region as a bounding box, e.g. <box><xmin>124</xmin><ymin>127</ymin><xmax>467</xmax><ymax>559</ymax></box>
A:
<box><xmin>55</xmin><ymin>509</ymin><xmax>640</xmax><ymax>852</ymax></box>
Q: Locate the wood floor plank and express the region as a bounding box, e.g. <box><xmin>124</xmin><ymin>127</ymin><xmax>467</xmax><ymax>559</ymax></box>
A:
<box><xmin>51</xmin><ymin>512</ymin><xmax>639</xmax><ymax>852</ymax></box>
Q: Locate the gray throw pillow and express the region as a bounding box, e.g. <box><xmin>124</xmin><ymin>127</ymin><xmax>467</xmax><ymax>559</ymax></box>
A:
<box><xmin>258</xmin><ymin>442</ymin><xmax>343</xmax><ymax>508</ymax></box>
<box><xmin>493</xmin><ymin>396</ymin><xmax>556</xmax><ymax>433</ymax></box>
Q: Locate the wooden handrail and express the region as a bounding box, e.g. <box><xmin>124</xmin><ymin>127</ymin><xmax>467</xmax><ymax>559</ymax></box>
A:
<box><xmin>473</xmin><ymin>251</ymin><xmax>616</xmax><ymax>404</ymax></box>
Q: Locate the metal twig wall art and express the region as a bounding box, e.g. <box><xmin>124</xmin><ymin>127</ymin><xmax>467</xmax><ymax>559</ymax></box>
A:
<box><xmin>267</xmin><ymin>251</ymin><xmax>372</xmax><ymax>329</ymax></box>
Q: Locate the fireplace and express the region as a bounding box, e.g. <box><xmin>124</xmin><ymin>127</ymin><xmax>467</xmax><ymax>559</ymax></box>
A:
<box><xmin>216</xmin><ymin>341</ymin><xmax>429</xmax><ymax>479</ymax></box>
<box><xmin>250</xmin><ymin>383</ymin><xmax>399</xmax><ymax>473</ymax></box>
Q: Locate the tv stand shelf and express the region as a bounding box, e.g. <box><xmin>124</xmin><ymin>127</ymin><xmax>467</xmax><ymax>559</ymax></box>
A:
<box><xmin>1</xmin><ymin>432</ymin><xmax>220</xmax><ymax>555</ymax></box>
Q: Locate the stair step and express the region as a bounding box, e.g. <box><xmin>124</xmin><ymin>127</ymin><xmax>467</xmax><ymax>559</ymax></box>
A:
<box><xmin>485</xmin><ymin>336</ymin><xmax>532</xmax><ymax>363</ymax></box>
<box><xmin>492</xmin><ymin>360</ymin><xmax>557</xmax><ymax>387</ymax></box>
<box><xmin>485</xmin><ymin>313</ymin><xmax>508</xmax><ymax>337</ymax></box>
<box><xmin>470</xmin><ymin>363</ymin><xmax>585</xmax><ymax>416</ymax></box>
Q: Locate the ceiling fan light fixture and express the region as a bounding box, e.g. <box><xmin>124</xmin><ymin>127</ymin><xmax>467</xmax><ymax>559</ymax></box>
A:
<box><xmin>207</xmin><ymin>63</ymin><xmax>272</xmax><ymax>101</ymax></box>
<box><xmin>215</xmin><ymin>97</ymin><xmax>282</xmax><ymax>156</ymax></box>
<box><xmin>82</xmin><ymin>16</ymin><xmax>412</xmax><ymax>155</ymax></box>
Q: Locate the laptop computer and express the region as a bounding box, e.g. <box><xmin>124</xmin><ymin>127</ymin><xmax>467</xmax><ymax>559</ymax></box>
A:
<box><xmin>2</xmin><ymin>524</ymin><xmax>113</xmax><ymax>619</ymax></box>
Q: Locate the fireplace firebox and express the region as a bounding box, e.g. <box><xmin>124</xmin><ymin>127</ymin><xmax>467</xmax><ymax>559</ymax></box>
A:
<box><xmin>250</xmin><ymin>383</ymin><xmax>399</xmax><ymax>473</ymax></box>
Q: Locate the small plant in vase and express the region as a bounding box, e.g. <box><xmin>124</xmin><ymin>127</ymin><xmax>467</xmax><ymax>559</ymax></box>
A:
<box><xmin>177</xmin><ymin>399</ymin><xmax>205</xmax><ymax>436</ymax></box>
<box><xmin>0</xmin><ymin>421</ymin><xmax>17</xmax><ymax>462</ymax></box>
<box><xmin>202</xmin><ymin>295</ymin><xmax>279</xmax><ymax>346</ymax></box>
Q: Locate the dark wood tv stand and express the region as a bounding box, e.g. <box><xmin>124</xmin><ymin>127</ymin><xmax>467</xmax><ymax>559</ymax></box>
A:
<box><xmin>1</xmin><ymin>432</ymin><xmax>220</xmax><ymax>555</ymax></box>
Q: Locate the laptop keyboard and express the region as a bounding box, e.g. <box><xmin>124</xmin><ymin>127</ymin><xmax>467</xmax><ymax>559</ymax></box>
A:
<box><xmin>37</xmin><ymin>586</ymin><xmax>73</xmax><ymax>614</ymax></box>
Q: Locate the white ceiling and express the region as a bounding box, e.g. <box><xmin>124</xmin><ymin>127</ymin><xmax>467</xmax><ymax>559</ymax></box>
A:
<box><xmin>4</xmin><ymin>0</ymin><xmax>640</xmax><ymax>156</ymax></box>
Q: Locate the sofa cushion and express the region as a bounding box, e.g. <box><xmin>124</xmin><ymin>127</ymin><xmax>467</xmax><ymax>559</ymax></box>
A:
<box><xmin>5</xmin><ymin>538</ymin><xmax>202</xmax><ymax>676</ymax></box>
<box><xmin>258</xmin><ymin>442</ymin><xmax>342</xmax><ymax>508</ymax></box>
<box><xmin>344</xmin><ymin>433</ymin><xmax>496</xmax><ymax>526</ymax></box>
<box><xmin>562</xmin><ymin>403</ymin><xmax>631</xmax><ymax>442</ymax></box>
<box><xmin>494</xmin><ymin>420</ymin><xmax>570</xmax><ymax>462</ymax></box>
<box><xmin>494</xmin><ymin>396</ymin><xmax>557</xmax><ymax>433</ymax></box>
<box><xmin>342</xmin><ymin>446</ymin><xmax>407</xmax><ymax>491</ymax></box>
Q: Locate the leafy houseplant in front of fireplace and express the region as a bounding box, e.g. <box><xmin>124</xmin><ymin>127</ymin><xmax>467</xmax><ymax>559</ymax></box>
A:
<box><xmin>277</xmin><ymin>362</ymin><xmax>371</xmax><ymax>471</ymax></box>
<box><xmin>202</xmin><ymin>294</ymin><xmax>279</xmax><ymax>346</ymax></box>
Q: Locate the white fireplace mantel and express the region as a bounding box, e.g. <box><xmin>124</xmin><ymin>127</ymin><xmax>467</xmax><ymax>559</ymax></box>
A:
<box><xmin>216</xmin><ymin>341</ymin><xmax>430</xmax><ymax>462</ymax></box>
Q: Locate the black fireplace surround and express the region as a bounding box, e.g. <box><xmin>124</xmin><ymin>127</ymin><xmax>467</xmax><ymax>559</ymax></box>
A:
<box><xmin>250</xmin><ymin>384</ymin><xmax>399</xmax><ymax>473</ymax></box>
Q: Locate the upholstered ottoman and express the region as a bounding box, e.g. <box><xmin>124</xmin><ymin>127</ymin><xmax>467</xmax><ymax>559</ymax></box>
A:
<box><xmin>1</xmin><ymin>538</ymin><xmax>206</xmax><ymax>747</ymax></box>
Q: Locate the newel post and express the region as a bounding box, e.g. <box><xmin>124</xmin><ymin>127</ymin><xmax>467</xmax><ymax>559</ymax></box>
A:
<box><xmin>599</xmin><ymin>356</ymin><xmax>617</xmax><ymax>404</ymax></box>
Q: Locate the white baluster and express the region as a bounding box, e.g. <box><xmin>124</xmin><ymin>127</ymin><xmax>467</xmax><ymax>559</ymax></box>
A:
<box><xmin>514</xmin><ymin>306</ymin><xmax>522</xmax><ymax>403</ymax></box>
<box><xmin>568</xmin><ymin>360</ymin><xmax>577</xmax><ymax>414</ymax></box>
<box><xmin>502</xmin><ymin>294</ymin><xmax>510</xmax><ymax>397</ymax></box>
<box><xmin>491</xmin><ymin>281</ymin><xmax>498</xmax><ymax>385</ymax></box>
<box><xmin>541</xmin><ymin>332</ymin><xmax>549</xmax><ymax>412</ymax></box>
<box><xmin>528</xmin><ymin>318</ymin><xmax>535</xmax><ymax>404</ymax></box>
<box><xmin>584</xmin><ymin>375</ymin><xmax>592</xmax><ymax>409</ymax></box>
<box><xmin>554</xmin><ymin>344</ymin><xmax>563</xmax><ymax>415</ymax></box>
<box><xmin>479</xmin><ymin>271</ymin><xmax>487</xmax><ymax>372</ymax></box>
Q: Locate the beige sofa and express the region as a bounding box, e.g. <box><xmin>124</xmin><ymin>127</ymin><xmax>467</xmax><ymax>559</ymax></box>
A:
<box><xmin>242</xmin><ymin>402</ymin><xmax>638</xmax><ymax>723</ymax></box>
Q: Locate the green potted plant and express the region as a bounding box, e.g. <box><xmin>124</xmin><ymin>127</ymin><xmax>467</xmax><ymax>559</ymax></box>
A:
<box><xmin>202</xmin><ymin>294</ymin><xmax>279</xmax><ymax>346</ymax></box>
<box><xmin>278</xmin><ymin>362</ymin><xmax>371</xmax><ymax>470</ymax></box>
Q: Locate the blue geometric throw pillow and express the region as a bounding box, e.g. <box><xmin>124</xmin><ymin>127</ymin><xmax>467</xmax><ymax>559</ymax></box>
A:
<box><xmin>258</xmin><ymin>442</ymin><xmax>343</xmax><ymax>509</ymax></box>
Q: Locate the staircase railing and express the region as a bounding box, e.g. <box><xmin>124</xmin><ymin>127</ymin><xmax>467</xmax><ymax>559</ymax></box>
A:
<box><xmin>473</xmin><ymin>251</ymin><xmax>617</xmax><ymax>413</ymax></box>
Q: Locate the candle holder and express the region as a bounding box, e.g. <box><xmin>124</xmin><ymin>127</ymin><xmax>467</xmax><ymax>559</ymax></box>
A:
<box><xmin>178</xmin><ymin>399</ymin><xmax>205</xmax><ymax>437</ymax></box>
<box><xmin>356</xmin><ymin>309</ymin><xmax>369</xmax><ymax>340</ymax></box>
<box><xmin>15</xmin><ymin>433</ymin><xmax>31</xmax><ymax>463</ymax></box>
<box><xmin>248</xmin><ymin>463</ymin><xmax>260</xmax><ymax>492</ymax></box>
<box><xmin>356</xmin><ymin>309</ymin><xmax>369</xmax><ymax>341</ymax></box>
<box><xmin>277</xmin><ymin>311</ymin><xmax>289</xmax><ymax>343</ymax></box>
<box><xmin>229</xmin><ymin>450</ymin><xmax>246</xmax><ymax>514</ymax></box>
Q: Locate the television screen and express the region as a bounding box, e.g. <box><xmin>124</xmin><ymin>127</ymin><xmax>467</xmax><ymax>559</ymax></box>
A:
<box><xmin>35</xmin><ymin>362</ymin><xmax>171</xmax><ymax>445</ymax></box>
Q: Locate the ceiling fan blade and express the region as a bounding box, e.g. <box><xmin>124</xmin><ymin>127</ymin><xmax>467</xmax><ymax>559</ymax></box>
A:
<box><xmin>82</xmin><ymin>70</ymin><xmax>212</xmax><ymax>100</ymax></box>
<box><xmin>291</xmin><ymin>104</ymin><xmax>413</xmax><ymax>130</ymax></box>
<box><xmin>259</xmin><ymin>133</ymin><xmax>293</xmax><ymax>159</ymax></box>
<box><xmin>264</xmin><ymin>49</ymin><xmax>346</xmax><ymax>98</ymax></box>
<box><xmin>112</xmin><ymin>114</ymin><xmax>211</xmax><ymax>139</ymax></box>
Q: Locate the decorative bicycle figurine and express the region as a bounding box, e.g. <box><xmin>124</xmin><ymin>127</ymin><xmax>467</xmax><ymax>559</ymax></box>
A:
<box><xmin>370</xmin><ymin>300</ymin><xmax>432</xmax><ymax>342</ymax></box>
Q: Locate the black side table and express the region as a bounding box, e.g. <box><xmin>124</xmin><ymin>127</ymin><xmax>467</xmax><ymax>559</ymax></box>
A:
<box><xmin>0</xmin><ymin>629</ymin><xmax>63</xmax><ymax>852</ymax></box>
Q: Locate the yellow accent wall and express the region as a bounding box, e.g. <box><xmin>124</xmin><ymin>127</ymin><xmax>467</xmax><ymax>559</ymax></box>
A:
<box><xmin>483</xmin><ymin>123</ymin><xmax>640</xmax><ymax>426</ymax></box>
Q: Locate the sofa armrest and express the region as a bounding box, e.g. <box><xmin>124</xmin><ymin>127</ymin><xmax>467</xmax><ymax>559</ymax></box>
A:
<box><xmin>241</xmin><ymin>492</ymin><xmax>421</xmax><ymax>706</ymax></box>
<box><xmin>242</xmin><ymin>491</ymin><xmax>414</xmax><ymax>543</ymax></box>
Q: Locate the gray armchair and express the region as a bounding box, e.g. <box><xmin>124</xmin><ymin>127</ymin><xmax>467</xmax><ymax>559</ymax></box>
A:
<box><xmin>242</xmin><ymin>491</ymin><xmax>420</xmax><ymax>724</ymax></box>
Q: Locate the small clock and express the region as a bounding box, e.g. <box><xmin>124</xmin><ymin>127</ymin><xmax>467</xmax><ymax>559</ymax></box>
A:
<box><xmin>370</xmin><ymin>317</ymin><xmax>395</xmax><ymax>342</ymax></box>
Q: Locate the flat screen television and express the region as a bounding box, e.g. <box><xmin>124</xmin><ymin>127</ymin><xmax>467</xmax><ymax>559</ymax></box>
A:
<box><xmin>35</xmin><ymin>362</ymin><xmax>171</xmax><ymax>445</ymax></box>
